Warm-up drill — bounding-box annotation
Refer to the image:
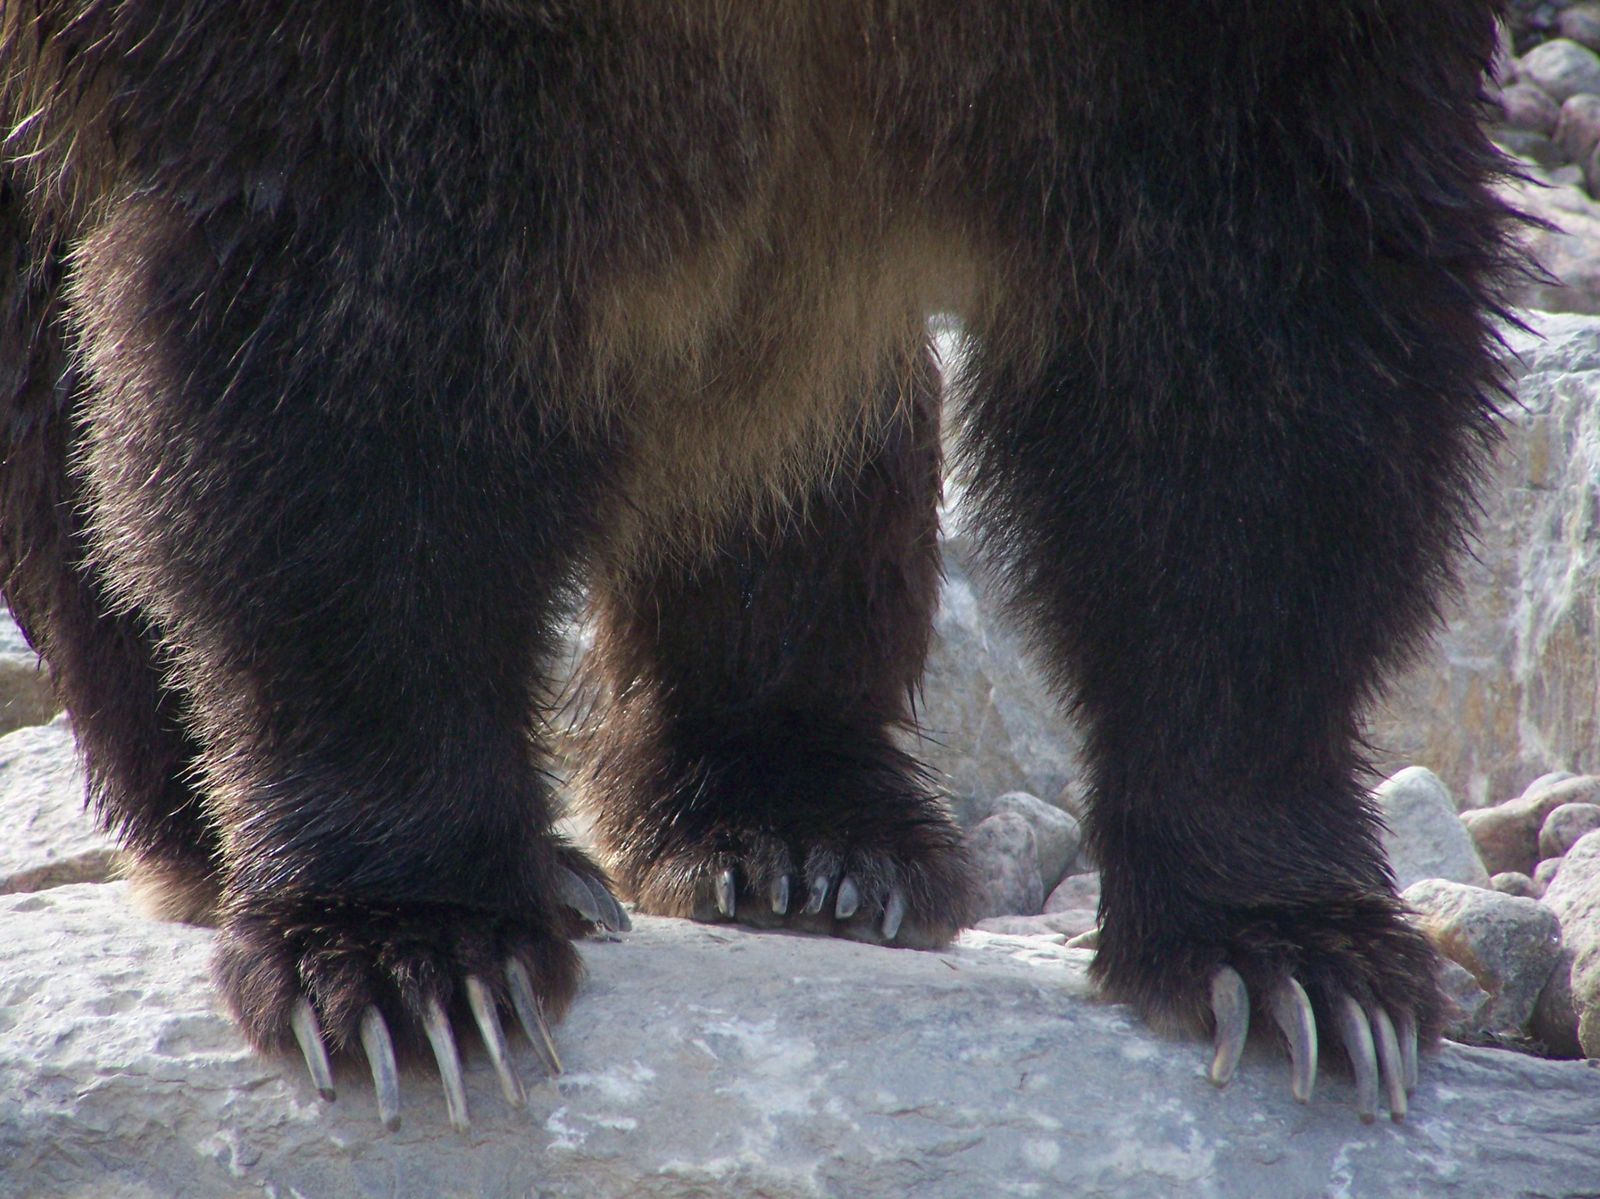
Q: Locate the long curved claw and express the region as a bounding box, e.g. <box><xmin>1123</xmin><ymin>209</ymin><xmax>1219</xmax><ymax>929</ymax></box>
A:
<box><xmin>770</xmin><ymin>874</ymin><xmax>791</xmax><ymax>915</ymax></box>
<box><xmin>1395</xmin><ymin>1010</ymin><xmax>1419</xmax><ymax>1093</ymax></box>
<box><xmin>1268</xmin><ymin>978</ymin><xmax>1317</xmax><ymax>1105</ymax></box>
<box><xmin>506</xmin><ymin>958</ymin><xmax>563</xmax><ymax>1076</ymax></box>
<box><xmin>423</xmin><ymin>998</ymin><xmax>470</xmax><ymax>1132</ymax></box>
<box><xmin>290</xmin><ymin>998</ymin><xmax>335</xmax><ymax>1102</ymax></box>
<box><xmin>835</xmin><ymin>876</ymin><xmax>861</xmax><ymax>919</ymax></box>
<box><xmin>715</xmin><ymin>868</ymin><xmax>737</xmax><ymax>918</ymax></box>
<box><xmin>1369</xmin><ymin>1007</ymin><xmax>1407</xmax><ymax>1123</ymax></box>
<box><xmin>466</xmin><ymin>975</ymin><xmax>526</xmax><ymax>1109</ymax></box>
<box><xmin>578</xmin><ymin>872</ymin><xmax>630</xmax><ymax>932</ymax></box>
<box><xmin>1207</xmin><ymin>967</ymin><xmax>1249</xmax><ymax>1087</ymax></box>
<box><xmin>1333</xmin><ymin>992</ymin><xmax>1379</xmax><ymax>1124</ymax></box>
<box><xmin>359</xmin><ymin>1007</ymin><xmax>401</xmax><ymax>1132</ymax></box>
<box><xmin>555</xmin><ymin>867</ymin><xmax>603</xmax><ymax>926</ymax></box>
<box><xmin>804</xmin><ymin>874</ymin><xmax>830</xmax><ymax>915</ymax></box>
<box><xmin>882</xmin><ymin>889</ymin><xmax>907</xmax><ymax>942</ymax></box>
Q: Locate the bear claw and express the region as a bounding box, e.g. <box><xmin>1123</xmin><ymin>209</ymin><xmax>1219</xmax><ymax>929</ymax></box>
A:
<box><xmin>288</xmin><ymin>958</ymin><xmax>565</xmax><ymax>1133</ymax></box>
<box><xmin>1208</xmin><ymin>967</ymin><xmax>1416</xmax><ymax>1122</ymax></box>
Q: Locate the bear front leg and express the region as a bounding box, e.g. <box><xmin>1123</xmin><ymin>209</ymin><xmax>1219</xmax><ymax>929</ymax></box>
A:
<box><xmin>66</xmin><ymin>189</ymin><xmax>622</xmax><ymax>1131</ymax></box>
<box><xmin>957</xmin><ymin>0</ymin><xmax>1521</xmax><ymax>1120</ymax></box>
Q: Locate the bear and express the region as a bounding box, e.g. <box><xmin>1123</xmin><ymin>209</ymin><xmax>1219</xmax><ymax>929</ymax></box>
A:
<box><xmin>0</xmin><ymin>0</ymin><xmax>1522</xmax><ymax>1129</ymax></box>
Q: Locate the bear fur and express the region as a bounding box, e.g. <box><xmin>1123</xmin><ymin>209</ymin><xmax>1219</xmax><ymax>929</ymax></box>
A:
<box><xmin>0</xmin><ymin>0</ymin><xmax>1521</xmax><ymax>1081</ymax></box>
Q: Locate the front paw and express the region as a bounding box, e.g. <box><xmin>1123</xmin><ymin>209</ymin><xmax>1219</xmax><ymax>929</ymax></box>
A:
<box><xmin>1093</xmin><ymin>893</ymin><xmax>1446</xmax><ymax>1123</ymax></box>
<box><xmin>213</xmin><ymin>853</ymin><xmax>623</xmax><ymax>1131</ymax></box>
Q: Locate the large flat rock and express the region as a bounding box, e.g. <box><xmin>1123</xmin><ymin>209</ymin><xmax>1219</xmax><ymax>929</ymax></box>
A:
<box><xmin>2</xmin><ymin>884</ymin><xmax>1597</xmax><ymax>1199</ymax></box>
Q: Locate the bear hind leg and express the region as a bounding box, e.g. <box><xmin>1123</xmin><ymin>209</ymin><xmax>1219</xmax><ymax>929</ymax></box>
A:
<box><xmin>581</xmin><ymin>345</ymin><xmax>975</xmax><ymax>948</ymax></box>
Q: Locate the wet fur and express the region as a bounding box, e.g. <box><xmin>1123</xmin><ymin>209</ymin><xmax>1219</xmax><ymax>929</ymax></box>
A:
<box><xmin>0</xmin><ymin>1</ymin><xmax>1521</xmax><ymax>1053</ymax></box>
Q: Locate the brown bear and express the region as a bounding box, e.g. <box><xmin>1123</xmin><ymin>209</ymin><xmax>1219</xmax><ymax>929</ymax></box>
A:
<box><xmin>0</xmin><ymin>0</ymin><xmax>1521</xmax><ymax>1129</ymax></box>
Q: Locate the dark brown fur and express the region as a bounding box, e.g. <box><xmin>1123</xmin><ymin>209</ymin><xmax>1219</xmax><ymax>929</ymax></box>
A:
<box><xmin>0</xmin><ymin>0</ymin><xmax>1522</xmax><ymax>1062</ymax></box>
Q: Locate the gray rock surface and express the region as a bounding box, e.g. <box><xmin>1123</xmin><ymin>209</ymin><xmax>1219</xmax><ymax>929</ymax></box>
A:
<box><xmin>1536</xmin><ymin>947</ymin><xmax>1587</xmax><ymax>1059</ymax></box>
<box><xmin>952</xmin><ymin>790</ymin><xmax>1081</xmax><ymax>891</ymax></box>
<box><xmin>1542</xmin><ymin>829</ymin><xmax>1600</xmax><ymax>1055</ymax></box>
<box><xmin>1491</xmin><ymin>870</ymin><xmax>1540</xmax><ymax>898</ymax></box>
<box><xmin>965</xmin><ymin>812</ymin><xmax>1044</xmax><ymax>920</ymax></box>
<box><xmin>1404</xmin><ymin>879</ymin><xmax>1564</xmax><ymax>1036</ymax></box>
<box><xmin>0</xmin><ymin>718</ymin><xmax>118</xmax><ymax>895</ymax></box>
<box><xmin>1370</xmin><ymin>315</ymin><xmax>1600</xmax><ymax>802</ymax></box>
<box><xmin>1556</xmin><ymin>90</ymin><xmax>1600</xmax><ymax>161</ymax></box>
<box><xmin>4</xmin><ymin>883</ymin><xmax>1600</xmax><ymax>1199</ymax></box>
<box><xmin>1541</xmin><ymin>801</ymin><xmax>1600</xmax><ymax>858</ymax></box>
<box><xmin>1464</xmin><ymin>776</ymin><xmax>1600</xmax><ymax>877</ymax></box>
<box><xmin>1503</xmin><ymin>80</ymin><xmax>1564</xmax><ymax>133</ymax></box>
<box><xmin>1373</xmin><ymin>767</ymin><xmax>1489</xmax><ymax>890</ymax></box>
<box><xmin>0</xmin><ymin>610</ymin><xmax>56</xmax><ymax>738</ymax></box>
<box><xmin>919</xmin><ymin>546</ymin><xmax>1081</xmax><ymax>807</ymax></box>
<box><xmin>1521</xmin><ymin>37</ymin><xmax>1600</xmax><ymax>102</ymax></box>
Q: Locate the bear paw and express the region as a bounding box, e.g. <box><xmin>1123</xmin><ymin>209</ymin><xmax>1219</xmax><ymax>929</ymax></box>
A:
<box><xmin>1093</xmin><ymin>894</ymin><xmax>1445</xmax><ymax>1123</ymax></box>
<box><xmin>213</xmin><ymin>848</ymin><xmax>625</xmax><ymax>1131</ymax></box>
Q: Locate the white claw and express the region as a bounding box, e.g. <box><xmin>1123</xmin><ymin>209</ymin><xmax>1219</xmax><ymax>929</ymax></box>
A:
<box><xmin>1269</xmin><ymin>978</ymin><xmax>1318</xmax><ymax>1105</ymax></box>
<box><xmin>1370</xmin><ymin>1007</ymin><xmax>1407</xmax><ymax>1123</ymax></box>
<box><xmin>466</xmin><ymin>976</ymin><xmax>526</xmax><ymax>1109</ymax></box>
<box><xmin>1396</xmin><ymin>1010</ymin><xmax>1419</xmax><ymax>1093</ymax></box>
<box><xmin>290</xmin><ymin>999</ymin><xmax>335</xmax><ymax>1102</ymax></box>
<box><xmin>359</xmin><ymin>1007</ymin><xmax>401</xmax><ymax>1132</ymax></box>
<box><xmin>1207</xmin><ymin>967</ymin><xmax>1249</xmax><ymax>1088</ymax></box>
<box><xmin>423</xmin><ymin>998</ymin><xmax>470</xmax><ymax>1132</ymax></box>
<box><xmin>556</xmin><ymin>867</ymin><xmax>602</xmax><ymax>925</ymax></box>
<box><xmin>771</xmin><ymin>875</ymin><xmax>790</xmax><ymax>915</ymax></box>
<box><xmin>882</xmin><ymin>890</ymin><xmax>907</xmax><ymax>942</ymax></box>
<box><xmin>1334</xmin><ymin>992</ymin><xmax>1379</xmax><ymax>1124</ymax></box>
<box><xmin>506</xmin><ymin>958</ymin><xmax>563</xmax><ymax>1076</ymax></box>
<box><xmin>715</xmin><ymin>868</ymin><xmax>737</xmax><ymax>918</ymax></box>
<box><xmin>835</xmin><ymin>876</ymin><xmax>860</xmax><ymax>919</ymax></box>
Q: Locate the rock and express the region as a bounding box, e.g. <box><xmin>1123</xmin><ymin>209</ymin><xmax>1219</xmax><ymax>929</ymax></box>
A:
<box><xmin>4</xmin><ymin>885</ymin><xmax>1600</xmax><ymax>1199</ymax></box>
<box><xmin>1560</xmin><ymin>1</ymin><xmax>1600</xmax><ymax>51</ymax></box>
<box><xmin>1501</xmin><ymin>81</ymin><xmax>1563</xmax><ymax>134</ymax></box>
<box><xmin>1044</xmin><ymin>870</ymin><xmax>1100</xmax><ymax>914</ymax></box>
<box><xmin>966</xmin><ymin>812</ymin><xmax>1044</xmax><ymax>919</ymax></box>
<box><xmin>919</xmin><ymin>442</ymin><xmax>1082</xmax><ymax>807</ymax></box>
<box><xmin>1404</xmin><ymin>879</ymin><xmax>1563</xmax><ymax>1035</ymax></box>
<box><xmin>1494</xmin><ymin>126</ymin><xmax>1568</xmax><ymax>168</ymax></box>
<box><xmin>1368</xmin><ymin>315</ymin><xmax>1600</xmax><ymax>802</ymax></box>
<box><xmin>1540</xmin><ymin>801</ymin><xmax>1600</xmax><ymax>858</ymax></box>
<box><xmin>1541</xmin><ymin>828</ymin><xmax>1600</xmax><ymax>1055</ymax></box>
<box><xmin>1533</xmin><ymin>947</ymin><xmax>1586</xmax><ymax>1058</ymax></box>
<box><xmin>1525</xmin><ymin>770</ymin><xmax>1580</xmax><ymax>797</ymax></box>
<box><xmin>1521</xmin><ymin>38</ymin><xmax>1600</xmax><ymax>103</ymax></box>
<box><xmin>0</xmin><ymin>610</ymin><xmax>56</xmax><ymax>737</ymax></box>
<box><xmin>1373</xmin><ymin>767</ymin><xmax>1489</xmax><ymax>889</ymax></box>
<box><xmin>1536</xmin><ymin>856</ymin><xmax>1566</xmax><ymax>894</ymax></box>
<box><xmin>973</xmin><ymin>911</ymin><xmax>1096</xmax><ymax>939</ymax></box>
<box><xmin>1500</xmin><ymin>179</ymin><xmax>1600</xmax><ymax>315</ymax></box>
<box><xmin>1437</xmin><ymin>958</ymin><xmax>1494</xmax><ymax>1040</ymax></box>
<box><xmin>1462</xmin><ymin>776</ymin><xmax>1600</xmax><ymax>878</ymax></box>
<box><xmin>952</xmin><ymin>791</ymin><xmax>1081</xmax><ymax>890</ymax></box>
<box><xmin>1491</xmin><ymin>871</ymin><xmax>1540</xmax><ymax>898</ymax></box>
<box><xmin>1555</xmin><ymin>91</ymin><xmax>1600</xmax><ymax>161</ymax></box>
<box><xmin>0</xmin><ymin>718</ymin><xmax>119</xmax><ymax>896</ymax></box>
